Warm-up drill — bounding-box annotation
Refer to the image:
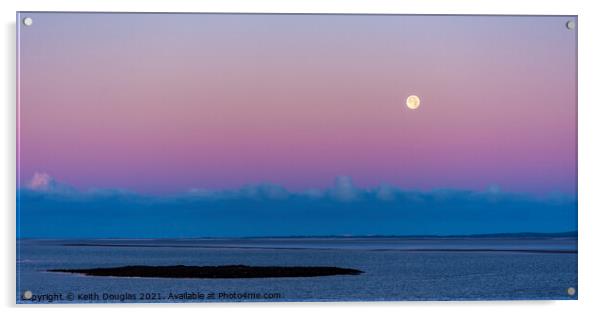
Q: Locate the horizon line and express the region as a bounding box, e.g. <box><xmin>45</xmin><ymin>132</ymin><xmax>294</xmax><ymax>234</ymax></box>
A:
<box><xmin>17</xmin><ymin>230</ymin><xmax>578</xmax><ymax>240</ymax></box>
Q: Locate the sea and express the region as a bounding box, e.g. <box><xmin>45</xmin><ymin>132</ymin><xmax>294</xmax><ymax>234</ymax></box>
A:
<box><xmin>16</xmin><ymin>237</ymin><xmax>577</xmax><ymax>303</ymax></box>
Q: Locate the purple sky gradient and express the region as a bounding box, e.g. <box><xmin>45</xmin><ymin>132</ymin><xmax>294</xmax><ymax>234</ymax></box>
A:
<box><xmin>17</xmin><ymin>13</ymin><xmax>577</xmax><ymax>195</ymax></box>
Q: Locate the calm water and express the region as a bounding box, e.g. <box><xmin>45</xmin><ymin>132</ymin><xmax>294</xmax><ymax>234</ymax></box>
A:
<box><xmin>16</xmin><ymin>238</ymin><xmax>577</xmax><ymax>303</ymax></box>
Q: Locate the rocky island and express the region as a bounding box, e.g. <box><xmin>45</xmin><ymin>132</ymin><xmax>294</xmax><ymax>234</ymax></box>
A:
<box><xmin>49</xmin><ymin>265</ymin><xmax>363</xmax><ymax>279</ymax></box>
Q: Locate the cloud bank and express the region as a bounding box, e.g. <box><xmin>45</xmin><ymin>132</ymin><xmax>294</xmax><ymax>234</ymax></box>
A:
<box><xmin>17</xmin><ymin>174</ymin><xmax>577</xmax><ymax>238</ymax></box>
<box><xmin>25</xmin><ymin>172</ymin><xmax>75</xmax><ymax>194</ymax></box>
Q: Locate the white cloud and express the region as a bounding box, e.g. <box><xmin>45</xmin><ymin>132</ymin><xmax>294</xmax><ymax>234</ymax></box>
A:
<box><xmin>303</xmin><ymin>188</ymin><xmax>325</xmax><ymax>199</ymax></box>
<box><xmin>240</xmin><ymin>183</ymin><xmax>289</xmax><ymax>200</ymax></box>
<box><xmin>375</xmin><ymin>184</ymin><xmax>397</xmax><ymax>201</ymax></box>
<box><xmin>26</xmin><ymin>172</ymin><xmax>54</xmax><ymax>190</ymax></box>
<box><xmin>25</xmin><ymin>172</ymin><xmax>74</xmax><ymax>194</ymax></box>
<box><xmin>487</xmin><ymin>184</ymin><xmax>501</xmax><ymax>194</ymax></box>
<box><xmin>187</xmin><ymin>188</ymin><xmax>218</xmax><ymax>198</ymax></box>
<box><xmin>330</xmin><ymin>176</ymin><xmax>358</xmax><ymax>202</ymax></box>
<box><xmin>187</xmin><ymin>183</ymin><xmax>289</xmax><ymax>200</ymax></box>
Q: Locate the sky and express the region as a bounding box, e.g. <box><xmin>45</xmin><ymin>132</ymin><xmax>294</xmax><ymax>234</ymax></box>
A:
<box><xmin>17</xmin><ymin>13</ymin><xmax>577</xmax><ymax>238</ymax></box>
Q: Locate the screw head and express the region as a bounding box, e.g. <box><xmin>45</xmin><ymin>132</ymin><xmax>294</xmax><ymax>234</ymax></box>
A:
<box><xmin>23</xmin><ymin>17</ymin><xmax>33</xmax><ymax>26</ymax></box>
<box><xmin>23</xmin><ymin>290</ymin><xmax>33</xmax><ymax>300</ymax></box>
<box><xmin>566</xmin><ymin>20</ymin><xmax>575</xmax><ymax>30</ymax></box>
<box><xmin>567</xmin><ymin>287</ymin><xmax>576</xmax><ymax>296</ymax></box>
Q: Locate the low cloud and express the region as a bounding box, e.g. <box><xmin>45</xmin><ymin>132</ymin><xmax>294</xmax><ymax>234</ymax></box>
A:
<box><xmin>329</xmin><ymin>176</ymin><xmax>358</xmax><ymax>202</ymax></box>
<box><xmin>19</xmin><ymin>173</ymin><xmax>573</xmax><ymax>205</ymax></box>
<box><xmin>17</xmin><ymin>174</ymin><xmax>577</xmax><ymax>238</ymax></box>
<box><xmin>374</xmin><ymin>184</ymin><xmax>398</xmax><ymax>201</ymax></box>
<box><xmin>25</xmin><ymin>172</ymin><xmax>75</xmax><ymax>194</ymax></box>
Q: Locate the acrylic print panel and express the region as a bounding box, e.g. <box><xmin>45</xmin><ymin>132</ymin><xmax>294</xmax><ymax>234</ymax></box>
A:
<box><xmin>16</xmin><ymin>12</ymin><xmax>577</xmax><ymax>303</ymax></box>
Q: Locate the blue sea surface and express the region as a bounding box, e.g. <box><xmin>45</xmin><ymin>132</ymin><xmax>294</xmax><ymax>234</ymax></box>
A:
<box><xmin>16</xmin><ymin>237</ymin><xmax>577</xmax><ymax>303</ymax></box>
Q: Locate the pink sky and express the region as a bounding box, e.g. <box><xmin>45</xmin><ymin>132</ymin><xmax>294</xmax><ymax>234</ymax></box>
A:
<box><xmin>17</xmin><ymin>13</ymin><xmax>577</xmax><ymax>195</ymax></box>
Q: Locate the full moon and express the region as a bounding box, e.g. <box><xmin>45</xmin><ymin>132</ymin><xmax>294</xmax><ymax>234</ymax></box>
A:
<box><xmin>406</xmin><ymin>95</ymin><xmax>421</xmax><ymax>110</ymax></box>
